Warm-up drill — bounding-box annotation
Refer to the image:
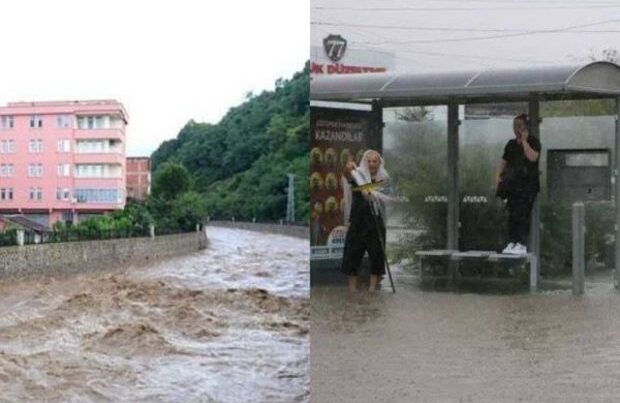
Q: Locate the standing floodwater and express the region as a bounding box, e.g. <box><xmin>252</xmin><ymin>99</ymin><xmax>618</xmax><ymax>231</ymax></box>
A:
<box><xmin>312</xmin><ymin>268</ymin><xmax>620</xmax><ymax>402</ymax></box>
<box><xmin>0</xmin><ymin>227</ymin><xmax>309</xmax><ymax>402</ymax></box>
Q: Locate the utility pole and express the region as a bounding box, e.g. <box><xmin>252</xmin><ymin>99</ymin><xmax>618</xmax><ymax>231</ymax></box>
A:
<box><xmin>286</xmin><ymin>174</ymin><xmax>295</xmax><ymax>223</ymax></box>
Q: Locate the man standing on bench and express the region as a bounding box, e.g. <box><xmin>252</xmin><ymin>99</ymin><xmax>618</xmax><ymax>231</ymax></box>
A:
<box><xmin>496</xmin><ymin>113</ymin><xmax>541</xmax><ymax>255</ymax></box>
<box><xmin>341</xmin><ymin>150</ymin><xmax>392</xmax><ymax>292</ymax></box>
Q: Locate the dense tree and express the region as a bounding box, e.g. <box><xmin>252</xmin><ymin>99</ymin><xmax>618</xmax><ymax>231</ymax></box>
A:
<box><xmin>151</xmin><ymin>162</ymin><xmax>191</xmax><ymax>201</ymax></box>
<box><xmin>150</xmin><ymin>62</ymin><xmax>310</xmax><ymax>222</ymax></box>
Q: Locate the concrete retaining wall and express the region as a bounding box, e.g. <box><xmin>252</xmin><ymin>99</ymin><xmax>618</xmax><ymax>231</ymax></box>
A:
<box><xmin>0</xmin><ymin>230</ymin><xmax>208</xmax><ymax>280</ymax></box>
<box><xmin>208</xmin><ymin>221</ymin><xmax>309</xmax><ymax>239</ymax></box>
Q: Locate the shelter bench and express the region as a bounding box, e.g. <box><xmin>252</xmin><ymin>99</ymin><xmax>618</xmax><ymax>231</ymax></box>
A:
<box><xmin>415</xmin><ymin>249</ymin><xmax>538</xmax><ymax>290</ymax></box>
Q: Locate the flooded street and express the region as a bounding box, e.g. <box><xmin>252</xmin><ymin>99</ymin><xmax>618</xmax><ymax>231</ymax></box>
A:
<box><xmin>0</xmin><ymin>227</ymin><xmax>309</xmax><ymax>402</ymax></box>
<box><xmin>312</xmin><ymin>267</ymin><xmax>620</xmax><ymax>402</ymax></box>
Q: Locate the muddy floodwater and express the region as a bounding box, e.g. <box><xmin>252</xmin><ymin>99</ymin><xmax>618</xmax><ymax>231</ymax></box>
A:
<box><xmin>312</xmin><ymin>267</ymin><xmax>620</xmax><ymax>402</ymax></box>
<box><xmin>0</xmin><ymin>227</ymin><xmax>309</xmax><ymax>402</ymax></box>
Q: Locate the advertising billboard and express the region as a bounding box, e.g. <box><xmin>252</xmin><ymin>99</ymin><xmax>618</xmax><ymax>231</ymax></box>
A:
<box><xmin>310</xmin><ymin>105</ymin><xmax>382</xmax><ymax>269</ymax></box>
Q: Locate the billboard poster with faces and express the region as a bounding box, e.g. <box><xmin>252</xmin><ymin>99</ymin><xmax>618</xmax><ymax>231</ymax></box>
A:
<box><xmin>310</xmin><ymin>106</ymin><xmax>382</xmax><ymax>265</ymax></box>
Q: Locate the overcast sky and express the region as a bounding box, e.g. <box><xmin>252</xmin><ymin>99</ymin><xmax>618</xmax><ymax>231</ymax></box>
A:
<box><xmin>0</xmin><ymin>0</ymin><xmax>309</xmax><ymax>156</ymax></box>
<box><xmin>311</xmin><ymin>0</ymin><xmax>620</xmax><ymax>71</ymax></box>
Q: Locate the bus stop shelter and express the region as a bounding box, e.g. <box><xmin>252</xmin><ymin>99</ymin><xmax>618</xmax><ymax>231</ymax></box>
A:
<box><xmin>310</xmin><ymin>61</ymin><xmax>620</xmax><ymax>290</ymax></box>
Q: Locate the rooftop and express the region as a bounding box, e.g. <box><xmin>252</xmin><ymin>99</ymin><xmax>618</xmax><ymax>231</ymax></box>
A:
<box><xmin>0</xmin><ymin>215</ymin><xmax>50</xmax><ymax>232</ymax></box>
<box><xmin>0</xmin><ymin>99</ymin><xmax>129</xmax><ymax>122</ymax></box>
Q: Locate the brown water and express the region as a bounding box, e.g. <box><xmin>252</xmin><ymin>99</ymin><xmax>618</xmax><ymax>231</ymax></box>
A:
<box><xmin>311</xmin><ymin>267</ymin><xmax>620</xmax><ymax>402</ymax></box>
<box><xmin>0</xmin><ymin>227</ymin><xmax>309</xmax><ymax>402</ymax></box>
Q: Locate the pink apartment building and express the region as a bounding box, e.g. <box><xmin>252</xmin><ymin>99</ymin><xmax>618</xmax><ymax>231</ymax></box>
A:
<box><xmin>0</xmin><ymin>100</ymin><xmax>128</xmax><ymax>227</ymax></box>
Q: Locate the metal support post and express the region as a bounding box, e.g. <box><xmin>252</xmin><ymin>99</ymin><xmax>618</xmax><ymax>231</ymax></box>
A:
<box><xmin>447</xmin><ymin>103</ymin><xmax>460</xmax><ymax>251</ymax></box>
<box><xmin>447</xmin><ymin>104</ymin><xmax>460</xmax><ymax>284</ymax></box>
<box><xmin>615</xmin><ymin>97</ymin><xmax>620</xmax><ymax>288</ymax></box>
<box><xmin>529</xmin><ymin>97</ymin><xmax>541</xmax><ymax>290</ymax></box>
<box><xmin>572</xmin><ymin>202</ymin><xmax>585</xmax><ymax>295</ymax></box>
<box><xmin>16</xmin><ymin>229</ymin><xmax>25</xmax><ymax>246</ymax></box>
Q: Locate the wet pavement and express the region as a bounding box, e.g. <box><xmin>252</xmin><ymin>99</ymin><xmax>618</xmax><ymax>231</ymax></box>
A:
<box><xmin>0</xmin><ymin>227</ymin><xmax>309</xmax><ymax>403</ymax></box>
<box><xmin>311</xmin><ymin>266</ymin><xmax>620</xmax><ymax>402</ymax></box>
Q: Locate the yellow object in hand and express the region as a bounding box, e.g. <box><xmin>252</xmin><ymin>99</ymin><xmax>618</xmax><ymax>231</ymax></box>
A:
<box><xmin>352</xmin><ymin>180</ymin><xmax>385</xmax><ymax>192</ymax></box>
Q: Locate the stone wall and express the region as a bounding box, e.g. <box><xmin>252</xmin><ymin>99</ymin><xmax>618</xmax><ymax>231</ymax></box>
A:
<box><xmin>207</xmin><ymin>221</ymin><xmax>309</xmax><ymax>239</ymax></box>
<box><xmin>0</xmin><ymin>230</ymin><xmax>208</xmax><ymax>280</ymax></box>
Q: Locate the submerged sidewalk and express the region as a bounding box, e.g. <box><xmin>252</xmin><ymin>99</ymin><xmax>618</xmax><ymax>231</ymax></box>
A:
<box><xmin>311</xmin><ymin>267</ymin><xmax>620</xmax><ymax>402</ymax></box>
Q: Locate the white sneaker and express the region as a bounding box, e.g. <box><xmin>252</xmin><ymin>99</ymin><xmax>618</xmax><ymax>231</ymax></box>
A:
<box><xmin>502</xmin><ymin>243</ymin><xmax>515</xmax><ymax>254</ymax></box>
<box><xmin>511</xmin><ymin>243</ymin><xmax>527</xmax><ymax>255</ymax></box>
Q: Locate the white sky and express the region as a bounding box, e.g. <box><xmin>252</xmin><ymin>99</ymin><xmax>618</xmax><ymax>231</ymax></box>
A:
<box><xmin>311</xmin><ymin>0</ymin><xmax>620</xmax><ymax>71</ymax></box>
<box><xmin>0</xmin><ymin>0</ymin><xmax>310</xmax><ymax>156</ymax></box>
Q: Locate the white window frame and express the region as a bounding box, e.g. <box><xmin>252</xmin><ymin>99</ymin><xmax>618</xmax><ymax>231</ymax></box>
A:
<box><xmin>28</xmin><ymin>163</ymin><xmax>43</xmax><ymax>177</ymax></box>
<box><xmin>0</xmin><ymin>115</ymin><xmax>14</xmax><ymax>129</ymax></box>
<box><xmin>56</xmin><ymin>115</ymin><xmax>72</xmax><ymax>128</ymax></box>
<box><xmin>0</xmin><ymin>188</ymin><xmax>13</xmax><ymax>201</ymax></box>
<box><xmin>57</xmin><ymin>163</ymin><xmax>71</xmax><ymax>177</ymax></box>
<box><xmin>30</xmin><ymin>115</ymin><xmax>43</xmax><ymax>128</ymax></box>
<box><xmin>0</xmin><ymin>164</ymin><xmax>14</xmax><ymax>177</ymax></box>
<box><xmin>0</xmin><ymin>139</ymin><xmax>15</xmax><ymax>153</ymax></box>
<box><xmin>1</xmin><ymin>188</ymin><xmax>14</xmax><ymax>201</ymax></box>
<box><xmin>28</xmin><ymin>139</ymin><xmax>43</xmax><ymax>153</ymax></box>
<box><xmin>75</xmin><ymin>164</ymin><xmax>106</xmax><ymax>178</ymax></box>
<box><xmin>77</xmin><ymin>115</ymin><xmax>109</xmax><ymax>130</ymax></box>
<box><xmin>57</xmin><ymin>139</ymin><xmax>71</xmax><ymax>153</ymax></box>
<box><xmin>76</xmin><ymin>140</ymin><xmax>106</xmax><ymax>153</ymax></box>
<box><xmin>29</xmin><ymin>187</ymin><xmax>43</xmax><ymax>201</ymax></box>
<box><xmin>56</xmin><ymin>187</ymin><xmax>71</xmax><ymax>201</ymax></box>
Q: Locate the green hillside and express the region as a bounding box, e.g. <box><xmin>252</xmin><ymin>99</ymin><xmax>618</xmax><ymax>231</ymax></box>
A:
<box><xmin>151</xmin><ymin>62</ymin><xmax>309</xmax><ymax>222</ymax></box>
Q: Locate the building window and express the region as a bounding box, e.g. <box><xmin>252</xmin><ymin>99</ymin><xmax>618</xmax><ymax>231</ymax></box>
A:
<box><xmin>77</xmin><ymin>115</ymin><xmax>108</xmax><ymax>129</ymax></box>
<box><xmin>29</xmin><ymin>187</ymin><xmax>43</xmax><ymax>201</ymax></box>
<box><xmin>75</xmin><ymin>188</ymin><xmax>122</xmax><ymax>203</ymax></box>
<box><xmin>76</xmin><ymin>140</ymin><xmax>108</xmax><ymax>153</ymax></box>
<box><xmin>28</xmin><ymin>163</ymin><xmax>43</xmax><ymax>177</ymax></box>
<box><xmin>56</xmin><ymin>188</ymin><xmax>71</xmax><ymax>201</ymax></box>
<box><xmin>0</xmin><ymin>116</ymin><xmax>14</xmax><ymax>129</ymax></box>
<box><xmin>0</xmin><ymin>139</ymin><xmax>15</xmax><ymax>153</ymax></box>
<box><xmin>28</xmin><ymin>139</ymin><xmax>43</xmax><ymax>153</ymax></box>
<box><xmin>57</xmin><ymin>163</ymin><xmax>71</xmax><ymax>177</ymax></box>
<box><xmin>56</xmin><ymin>115</ymin><xmax>72</xmax><ymax>128</ymax></box>
<box><xmin>57</xmin><ymin>139</ymin><xmax>71</xmax><ymax>152</ymax></box>
<box><xmin>0</xmin><ymin>164</ymin><xmax>14</xmax><ymax>177</ymax></box>
<box><xmin>30</xmin><ymin>115</ymin><xmax>43</xmax><ymax>128</ymax></box>
<box><xmin>75</xmin><ymin>164</ymin><xmax>105</xmax><ymax>177</ymax></box>
<box><xmin>0</xmin><ymin>188</ymin><xmax>13</xmax><ymax>201</ymax></box>
<box><xmin>75</xmin><ymin>140</ymin><xmax>111</xmax><ymax>154</ymax></box>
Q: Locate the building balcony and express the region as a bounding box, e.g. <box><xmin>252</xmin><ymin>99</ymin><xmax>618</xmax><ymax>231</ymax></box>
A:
<box><xmin>73</xmin><ymin>177</ymin><xmax>124</xmax><ymax>186</ymax></box>
<box><xmin>73</xmin><ymin>153</ymin><xmax>125</xmax><ymax>165</ymax></box>
<box><xmin>73</xmin><ymin>128</ymin><xmax>124</xmax><ymax>141</ymax></box>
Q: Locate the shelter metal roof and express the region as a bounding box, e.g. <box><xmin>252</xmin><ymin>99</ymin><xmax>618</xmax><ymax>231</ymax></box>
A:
<box><xmin>0</xmin><ymin>215</ymin><xmax>51</xmax><ymax>232</ymax></box>
<box><xmin>310</xmin><ymin>62</ymin><xmax>620</xmax><ymax>106</ymax></box>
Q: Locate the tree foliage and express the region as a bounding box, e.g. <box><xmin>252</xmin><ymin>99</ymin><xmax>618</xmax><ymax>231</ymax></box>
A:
<box><xmin>151</xmin><ymin>162</ymin><xmax>191</xmax><ymax>200</ymax></box>
<box><xmin>150</xmin><ymin>62</ymin><xmax>310</xmax><ymax>222</ymax></box>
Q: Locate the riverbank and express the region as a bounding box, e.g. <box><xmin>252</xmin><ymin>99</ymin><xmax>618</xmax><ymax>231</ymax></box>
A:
<box><xmin>0</xmin><ymin>230</ymin><xmax>207</xmax><ymax>280</ymax></box>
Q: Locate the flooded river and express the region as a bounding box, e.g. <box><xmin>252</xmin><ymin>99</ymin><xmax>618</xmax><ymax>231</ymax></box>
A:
<box><xmin>0</xmin><ymin>227</ymin><xmax>309</xmax><ymax>402</ymax></box>
<box><xmin>311</xmin><ymin>267</ymin><xmax>620</xmax><ymax>402</ymax></box>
